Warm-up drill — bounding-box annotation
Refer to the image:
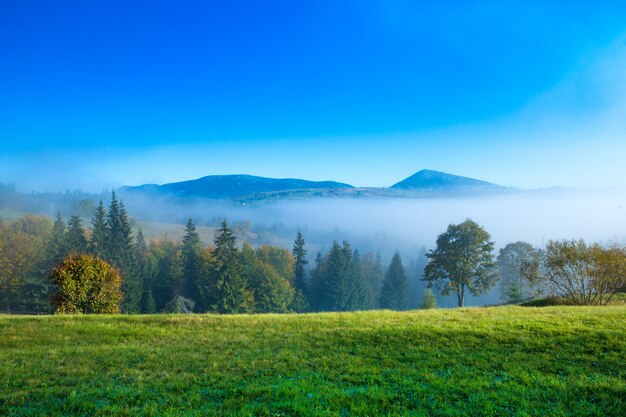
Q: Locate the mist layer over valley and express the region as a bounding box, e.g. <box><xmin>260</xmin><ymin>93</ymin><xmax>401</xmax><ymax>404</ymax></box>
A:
<box><xmin>117</xmin><ymin>187</ymin><xmax>626</xmax><ymax>250</ymax></box>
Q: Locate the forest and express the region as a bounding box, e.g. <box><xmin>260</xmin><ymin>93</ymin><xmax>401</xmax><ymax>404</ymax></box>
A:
<box><xmin>1</xmin><ymin>192</ymin><xmax>625</xmax><ymax>314</ymax></box>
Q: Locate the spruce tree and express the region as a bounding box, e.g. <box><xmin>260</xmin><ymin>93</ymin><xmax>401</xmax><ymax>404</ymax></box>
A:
<box><xmin>308</xmin><ymin>251</ymin><xmax>327</xmax><ymax>311</ymax></box>
<box><xmin>66</xmin><ymin>215</ymin><xmax>87</xmax><ymax>254</ymax></box>
<box><xmin>211</xmin><ymin>220</ymin><xmax>252</xmax><ymax>313</ymax></box>
<box><xmin>90</xmin><ymin>200</ymin><xmax>108</xmax><ymax>258</ymax></box>
<box><xmin>181</xmin><ymin>218</ymin><xmax>204</xmax><ymax>310</ymax></box>
<box><xmin>292</xmin><ymin>230</ymin><xmax>309</xmax><ymax>312</ymax></box>
<box><xmin>150</xmin><ymin>237</ymin><xmax>183</xmax><ymax>310</ymax></box>
<box><xmin>324</xmin><ymin>241</ymin><xmax>369</xmax><ymax>311</ymax></box>
<box><xmin>420</xmin><ymin>288</ymin><xmax>437</xmax><ymax>309</ymax></box>
<box><xmin>45</xmin><ymin>213</ymin><xmax>67</xmax><ymax>271</ymax></box>
<box><xmin>380</xmin><ymin>251</ymin><xmax>409</xmax><ymax>310</ymax></box>
<box><xmin>106</xmin><ymin>192</ymin><xmax>141</xmax><ymax>312</ymax></box>
<box><xmin>141</xmin><ymin>287</ymin><xmax>157</xmax><ymax>313</ymax></box>
<box><xmin>360</xmin><ymin>251</ymin><xmax>384</xmax><ymax>309</ymax></box>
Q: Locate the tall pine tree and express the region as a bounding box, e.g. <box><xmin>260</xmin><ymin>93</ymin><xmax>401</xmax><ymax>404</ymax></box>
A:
<box><xmin>323</xmin><ymin>241</ymin><xmax>369</xmax><ymax>311</ymax></box>
<box><xmin>66</xmin><ymin>215</ymin><xmax>87</xmax><ymax>254</ymax></box>
<box><xmin>45</xmin><ymin>213</ymin><xmax>67</xmax><ymax>271</ymax></box>
<box><xmin>90</xmin><ymin>200</ymin><xmax>108</xmax><ymax>258</ymax></box>
<box><xmin>181</xmin><ymin>218</ymin><xmax>204</xmax><ymax>310</ymax></box>
<box><xmin>380</xmin><ymin>251</ymin><xmax>409</xmax><ymax>310</ymax></box>
<box><xmin>106</xmin><ymin>192</ymin><xmax>141</xmax><ymax>312</ymax></box>
<box><xmin>291</xmin><ymin>230</ymin><xmax>309</xmax><ymax>312</ymax></box>
<box><xmin>211</xmin><ymin>220</ymin><xmax>252</xmax><ymax>314</ymax></box>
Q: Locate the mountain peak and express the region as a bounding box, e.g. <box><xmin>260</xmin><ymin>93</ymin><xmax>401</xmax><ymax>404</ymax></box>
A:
<box><xmin>391</xmin><ymin>169</ymin><xmax>500</xmax><ymax>190</ymax></box>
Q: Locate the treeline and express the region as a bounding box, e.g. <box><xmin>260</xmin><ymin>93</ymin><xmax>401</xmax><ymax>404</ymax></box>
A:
<box><xmin>0</xmin><ymin>193</ymin><xmax>425</xmax><ymax>314</ymax></box>
<box><xmin>2</xmin><ymin>194</ymin><xmax>625</xmax><ymax>314</ymax></box>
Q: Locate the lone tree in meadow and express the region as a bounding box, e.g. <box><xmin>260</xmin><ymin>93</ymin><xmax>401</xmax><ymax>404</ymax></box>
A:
<box><xmin>423</xmin><ymin>219</ymin><xmax>496</xmax><ymax>307</ymax></box>
<box><xmin>50</xmin><ymin>254</ymin><xmax>123</xmax><ymax>314</ymax></box>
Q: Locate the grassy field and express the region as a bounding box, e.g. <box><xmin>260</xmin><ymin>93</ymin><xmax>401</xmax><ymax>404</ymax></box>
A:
<box><xmin>1</xmin><ymin>307</ymin><xmax>624</xmax><ymax>417</ymax></box>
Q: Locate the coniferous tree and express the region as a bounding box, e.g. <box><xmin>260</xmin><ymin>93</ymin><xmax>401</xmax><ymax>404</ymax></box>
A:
<box><xmin>106</xmin><ymin>192</ymin><xmax>141</xmax><ymax>312</ymax></box>
<box><xmin>292</xmin><ymin>230</ymin><xmax>309</xmax><ymax>312</ymax></box>
<box><xmin>66</xmin><ymin>215</ymin><xmax>87</xmax><ymax>254</ymax></box>
<box><xmin>142</xmin><ymin>287</ymin><xmax>157</xmax><ymax>314</ymax></box>
<box><xmin>420</xmin><ymin>287</ymin><xmax>437</xmax><ymax>309</ymax></box>
<box><xmin>345</xmin><ymin>244</ymin><xmax>370</xmax><ymax>310</ymax></box>
<box><xmin>380</xmin><ymin>251</ymin><xmax>409</xmax><ymax>310</ymax></box>
<box><xmin>150</xmin><ymin>237</ymin><xmax>183</xmax><ymax>310</ymax></box>
<box><xmin>360</xmin><ymin>251</ymin><xmax>384</xmax><ymax>309</ymax></box>
<box><xmin>211</xmin><ymin>220</ymin><xmax>252</xmax><ymax>313</ymax></box>
<box><xmin>308</xmin><ymin>251</ymin><xmax>327</xmax><ymax>310</ymax></box>
<box><xmin>324</xmin><ymin>241</ymin><xmax>369</xmax><ymax>311</ymax></box>
<box><xmin>135</xmin><ymin>229</ymin><xmax>157</xmax><ymax>313</ymax></box>
<box><xmin>181</xmin><ymin>218</ymin><xmax>204</xmax><ymax>310</ymax></box>
<box><xmin>45</xmin><ymin>213</ymin><xmax>67</xmax><ymax>271</ymax></box>
<box><xmin>407</xmin><ymin>248</ymin><xmax>429</xmax><ymax>309</ymax></box>
<box><xmin>90</xmin><ymin>200</ymin><xmax>108</xmax><ymax>258</ymax></box>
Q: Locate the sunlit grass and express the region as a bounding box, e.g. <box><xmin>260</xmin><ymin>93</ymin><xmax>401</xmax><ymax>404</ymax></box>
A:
<box><xmin>1</xmin><ymin>306</ymin><xmax>624</xmax><ymax>416</ymax></box>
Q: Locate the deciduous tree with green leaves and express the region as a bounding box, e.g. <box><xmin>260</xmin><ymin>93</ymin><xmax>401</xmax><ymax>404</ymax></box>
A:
<box><xmin>424</xmin><ymin>219</ymin><xmax>496</xmax><ymax>307</ymax></box>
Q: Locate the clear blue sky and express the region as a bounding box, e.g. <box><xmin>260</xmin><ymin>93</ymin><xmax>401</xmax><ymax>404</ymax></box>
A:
<box><xmin>1</xmin><ymin>1</ymin><xmax>626</xmax><ymax>191</ymax></box>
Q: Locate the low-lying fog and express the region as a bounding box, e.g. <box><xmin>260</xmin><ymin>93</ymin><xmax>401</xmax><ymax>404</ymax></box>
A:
<box><xmin>124</xmin><ymin>187</ymin><xmax>626</xmax><ymax>254</ymax></box>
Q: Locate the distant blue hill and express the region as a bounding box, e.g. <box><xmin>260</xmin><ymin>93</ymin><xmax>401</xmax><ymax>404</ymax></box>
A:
<box><xmin>121</xmin><ymin>174</ymin><xmax>354</xmax><ymax>200</ymax></box>
<box><xmin>391</xmin><ymin>169</ymin><xmax>502</xmax><ymax>191</ymax></box>
<box><xmin>119</xmin><ymin>170</ymin><xmax>507</xmax><ymax>202</ymax></box>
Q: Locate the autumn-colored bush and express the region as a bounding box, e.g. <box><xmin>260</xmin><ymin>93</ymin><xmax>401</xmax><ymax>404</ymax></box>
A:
<box><xmin>50</xmin><ymin>254</ymin><xmax>123</xmax><ymax>314</ymax></box>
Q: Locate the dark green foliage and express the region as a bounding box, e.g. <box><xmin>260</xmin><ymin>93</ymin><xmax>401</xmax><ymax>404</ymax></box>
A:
<box><xmin>424</xmin><ymin>219</ymin><xmax>496</xmax><ymax>307</ymax></box>
<box><xmin>380</xmin><ymin>251</ymin><xmax>409</xmax><ymax>310</ymax></box>
<box><xmin>45</xmin><ymin>213</ymin><xmax>67</xmax><ymax>270</ymax></box>
<box><xmin>89</xmin><ymin>201</ymin><xmax>108</xmax><ymax>258</ymax></box>
<box><xmin>308</xmin><ymin>251</ymin><xmax>326</xmax><ymax>310</ymax></box>
<box><xmin>105</xmin><ymin>192</ymin><xmax>141</xmax><ymax>313</ymax></box>
<box><xmin>211</xmin><ymin>220</ymin><xmax>252</xmax><ymax>314</ymax></box>
<box><xmin>141</xmin><ymin>287</ymin><xmax>156</xmax><ymax>314</ymax></box>
<box><xmin>420</xmin><ymin>287</ymin><xmax>437</xmax><ymax>309</ymax></box>
<box><xmin>65</xmin><ymin>215</ymin><xmax>87</xmax><ymax>254</ymax></box>
<box><xmin>49</xmin><ymin>254</ymin><xmax>123</xmax><ymax>314</ymax></box>
<box><xmin>181</xmin><ymin>218</ymin><xmax>204</xmax><ymax>310</ymax></box>
<box><xmin>314</xmin><ymin>241</ymin><xmax>369</xmax><ymax>311</ymax></box>
<box><xmin>291</xmin><ymin>233</ymin><xmax>311</xmax><ymax>310</ymax></box>
<box><xmin>360</xmin><ymin>251</ymin><xmax>384</xmax><ymax>309</ymax></box>
<box><xmin>149</xmin><ymin>237</ymin><xmax>183</xmax><ymax>310</ymax></box>
<box><xmin>407</xmin><ymin>248</ymin><xmax>428</xmax><ymax>309</ymax></box>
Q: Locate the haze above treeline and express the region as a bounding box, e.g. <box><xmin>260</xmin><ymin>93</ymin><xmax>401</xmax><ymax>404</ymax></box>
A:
<box><xmin>1</xmin><ymin>169</ymin><xmax>625</xmax><ymax>257</ymax></box>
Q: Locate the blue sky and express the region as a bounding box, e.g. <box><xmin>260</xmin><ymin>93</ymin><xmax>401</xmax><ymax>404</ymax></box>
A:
<box><xmin>1</xmin><ymin>1</ymin><xmax>626</xmax><ymax>191</ymax></box>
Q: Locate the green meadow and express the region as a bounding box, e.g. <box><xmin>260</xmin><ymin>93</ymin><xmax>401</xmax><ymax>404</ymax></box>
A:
<box><xmin>1</xmin><ymin>306</ymin><xmax>624</xmax><ymax>416</ymax></box>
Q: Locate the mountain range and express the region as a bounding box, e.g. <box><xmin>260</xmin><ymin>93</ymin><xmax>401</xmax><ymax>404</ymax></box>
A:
<box><xmin>120</xmin><ymin>170</ymin><xmax>508</xmax><ymax>202</ymax></box>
